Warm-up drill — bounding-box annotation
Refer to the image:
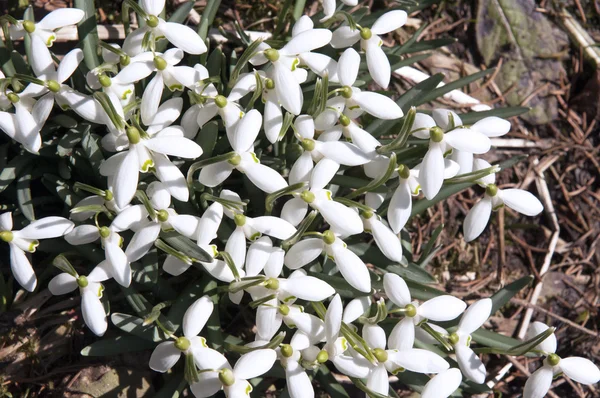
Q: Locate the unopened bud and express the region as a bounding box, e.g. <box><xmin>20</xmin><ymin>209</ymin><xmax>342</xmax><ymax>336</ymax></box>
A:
<box><xmin>47</xmin><ymin>80</ymin><xmax>61</xmax><ymax>93</ymax></box>
<box><xmin>405</xmin><ymin>304</ymin><xmax>417</xmax><ymax>318</ymax></box>
<box><xmin>120</xmin><ymin>55</ymin><xmax>131</xmax><ymax>66</ymax></box>
<box><xmin>265</xmin><ymin>78</ymin><xmax>275</xmax><ymax>90</ymax></box>
<box><xmin>398</xmin><ymin>164</ymin><xmax>410</xmax><ymax>179</ymax></box>
<box><xmin>7</xmin><ymin>92</ymin><xmax>19</xmax><ymax>103</ymax></box>
<box><xmin>264</xmin><ymin>277</ymin><xmax>279</xmax><ymax>290</ymax></box>
<box><xmin>547</xmin><ymin>353</ymin><xmax>561</xmax><ymax>366</ymax></box>
<box><xmin>317</xmin><ymin>350</ymin><xmax>329</xmax><ymax>363</ymax></box>
<box><xmin>99</xmin><ymin>226</ymin><xmax>111</xmax><ymax>239</ymax></box>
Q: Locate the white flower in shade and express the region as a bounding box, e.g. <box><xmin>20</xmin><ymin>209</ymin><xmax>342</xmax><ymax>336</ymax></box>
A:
<box><xmin>363</xmin><ymin>323</ymin><xmax>450</xmax><ymax>395</ymax></box>
<box><xmin>189</xmin><ymin>349</ymin><xmax>277</xmax><ymax>398</ymax></box>
<box><xmin>10</xmin><ymin>8</ymin><xmax>84</xmax><ymax>47</ymax></box>
<box><xmin>149</xmin><ymin>296</ymin><xmax>214</xmax><ymax>373</ymax></box>
<box><xmin>198</xmin><ymin>110</ymin><xmax>288</xmax><ymax>193</ymax></box>
<box><xmin>0</xmin><ymin>212</ymin><xmax>74</xmax><ymax>292</ymax></box>
<box><xmin>361</xmin><ymin>210</ymin><xmax>403</xmax><ymax>263</ymax></box>
<box><xmin>387</xmin><ymin>164</ymin><xmax>421</xmax><ymax>234</ymax></box>
<box><xmin>0</xmin><ymin>71</ymin><xmax>11</xmax><ymax>110</ymax></box>
<box><xmin>321</xmin><ymin>0</ymin><xmax>358</xmax><ymax>21</ymax></box>
<box><xmin>281</xmin><ymin>158</ymin><xmax>363</xmax><ymax>235</ymax></box>
<box><xmin>411</xmin><ymin>111</ymin><xmax>491</xmax><ymax>200</ymax></box>
<box><xmin>278</xmin><ymin>338</ymin><xmax>317</xmax><ymax>398</ymax></box>
<box><xmin>284</xmin><ymin>230</ymin><xmax>371</xmax><ymax>293</ymax></box>
<box><xmin>69</xmin><ymin>192</ymin><xmax>121</xmax><ymax>222</ymax></box>
<box><xmin>421</xmin><ymin>368</ymin><xmax>463</xmax><ymax>398</ymax></box>
<box><xmin>383</xmin><ymin>273</ymin><xmax>466</xmax><ymax>350</ymax></box>
<box><xmin>250</xmin><ymin>25</ymin><xmax>332</xmax><ymax>114</ymax></box>
<box><xmin>523</xmin><ymin>322</ymin><xmax>600</xmax><ymax>398</ymax></box>
<box><xmin>330</xmin><ymin>11</ymin><xmax>408</xmax><ymax>88</ymax></box>
<box><xmin>86</xmin><ymin>44</ymin><xmax>135</xmax><ymax>107</ymax></box>
<box><xmin>323</xmin><ymin>294</ymin><xmax>370</xmax><ymax>378</ymax></box>
<box><xmin>123</xmin><ymin>0</ymin><xmax>207</xmax><ymax>56</ymax></box>
<box><xmin>463</xmin><ymin>159</ymin><xmax>543</xmax><ymax>242</ymax></box>
<box><xmin>65</xmin><ymin>224</ymin><xmax>131</xmax><ymax>287</ymax></box>
<box><xmin>449</xmin><ymin>298</ymin><xmax>492</xmax><ymax>384</ymax></box>
<box><xmin>314</xmin><ymin>48</ymin><xmax>403</xmax><ymax>130</ymax></box>
<box><xmin>48</xmin><ymin>262</ymin><xmax>111</xmax><ymax>336</ymax></box>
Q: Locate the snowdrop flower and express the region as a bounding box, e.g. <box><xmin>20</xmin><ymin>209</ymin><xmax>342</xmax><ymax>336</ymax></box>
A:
<box><xmin>86</xmin><ymin>45</ymin><xmax>135</xmax><ymax>107</ymax></box>
<box><xmin>288</xmin><ymin>16</ymin><xmax>338</xmax><ymax>79</ymax></box>
<box><xmin>321</xmin><ymin>0</ymin><xmax>358</xmax><ymax>22</ymax></box>
<box><xmin>361</xmin><ymin>210</ymin><xmax>403</xmax><ymax>263</ymax></box>
<box><xmin>0</xmin><ymin>212</ymin><xmax>74</xmax><ymax>291</ymax></box>
<box><xmin>523</xmin><ymin>322</ymin><xmax>600</xmax><ymax>398</ymax></box>
<box><xmin>123</xmin><ymin>0</ymin><xmax>207</xmax><ymax>56</ymax></box>
<box><xmin>48</xmin><ymin>261</ymin><xmax>110</xmax><ymax>336</ymax></box>
<box><xmin>284</xmin><ymin>230</ymin><xmax>371</xmax><ymax>292</ymax></box>
<box><xmin>363</xmin><ymin>323</ymin><xmax>450</xmax><ymax>395</ymax></box>
<box><xmin>421</xmin><ymin>368</ymin><xmax>463</xmax><ymax>398</ymax></box>
<box><xmin>463</xmin><ymin>159</ymin><xmax>543</xmax><ymax>242</ymax></box>
<box><xmin>250</xmin><ymin>25</ymin><xmax>332</xmax><ymax>114</ymax></box>
<box><xmin>149</xmin><ymin>296</ymin><xmax>214</xmax><ymax>372</ymax></box>
<box><xmin>10</xmin><ymin>8</ymin><xmax>84</xmax><ymax>47</ymax></box>
<box><xmin>115</xmin><ymin>48</ymin><xmax>196</xmax><ymax>124</ymax></box>
<box><xmin>412</xmin><ymin>112</ymin><xmax>491</xmax><ymax>200</ymax></box>
<box><xmin>449</xmin><ymin>298</ymin><xmax>492</xmax><ymax>384</ymax></box>
<box><xmin>278</xmin><ymin>339</ymin><xmax>318</xmax><ymax>398</ymax></box>
<box><xmin>314</xmin><ymin>48</ymin><xmax>403</xmax><ymax>130</ymax></box>
<box><xmin>383</xmin><ymin>273</ymin><xmax>466</xmax><ymax>350</ymax></box>
<box><xmin>65</xmin><ymin>224</ymin><xmax>131</xmax><ymax>287</ymax></box>
<box><xmin>189</xmin><ymin>349</ymin><xmax>277</xmax><ymax>398</ymax></box>
<box><xmin>387</xmin><ymin>164</ymin><xmax>421</xmax><ymax>234</ymax></box>
<box><xmin>199</xmin><ymin>110</ymin><xmax>288</xmax><ymax>193</ymax></box>
<box><xmin>69</xmin><ymin>192</ymin><xmax>120</xmax><ymax>222</ymax></box>
<box><xmin>282</xmin><ymin>158</ymin><xmax>363</xmax><ymax>235</ymax></box>
<box><xmin>331</xmin><ymin>11</ymin><xmax>408</xmax><ymax>88</ymax></box>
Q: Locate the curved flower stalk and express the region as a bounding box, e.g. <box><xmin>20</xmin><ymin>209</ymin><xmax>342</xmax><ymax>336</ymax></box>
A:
<box><xmin>314</xmin><ymin>48</ymin><xmax>403</xmax><ymax>130</ymax></box>
<box><xmin>198</xmin><ymin>110</ymin><xmax>288</xmax><ymax>193</ymax></box>
<box><xmin>0</xmin><ymin>212</ymin><xmax>74</xmax><ymax>292</ymax></box>
<box><xmin>281</xmin><ymin>158</ymin><xmax>363</xmax><ymax>235</ymax></box>
<box><xmin>49</xmin><ymin>261</ymin><xmax>111</xmax><ymax>336</ymax></box>
<box><xmin>123</xmin><ymin>0</ymin><xmax>207</xmax><ymax>56</ymax></box>
<box><xmin>10</xmin><ymin>8</ymin><xmax>84</xmax><ymax>47</ymax></box>
<box><xmin>189</xmin><ymin>349</ymin><xmax>277</xmax><ymax>398</ymax></box>
<box><xmin>463</xmin><ymin>159</ymin><xmax>543</xmax><ymax>242</ymax></box>
<box><xmin>523</xmin><ymin>322</ymin><xmax>600</xmax><ymax>398</ymax></box>
<box><xmin>284</xmin><ymin>230</ymin><xmax>371</xmax><ymax>292</ymax></box>
<box><xmin>330</xmin><ymin>11</ymin><xmax>408</xmax><ymax>88</ymax></box>
<box><xmin>149</xmin><ymin>296</ymin><xmax>215</xmax><ymax>373</ymax></box>
<box><xmin>449</xmin><ymin>298</ymin><xmax>492</xmax><ymax>384</ymax></box>
<box><xmin>383</xmin><ymin>273</ymin><xmax>466</xmax><ymax>350</ymax></box>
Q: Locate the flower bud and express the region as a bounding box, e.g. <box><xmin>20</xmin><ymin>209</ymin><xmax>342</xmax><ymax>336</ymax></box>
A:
<box><xmin>153</xmin><ymin>56</ymin><xmax>168</xmax><ymax>71</ymax></box>
<box><xmin>373</xmin><ymin>348</ymin><xmax>388</xmax><ymax>363</ymax></box>
<box><xmin>485</xmin><ymin>184</ymin><xmax>498</xmax><ymax>197</ymax></box>
<box><xmin>174</xmin><ymin>336</ymin><xmax>191</xmax><ymax>351</ymax></box>
<box><xmin>46</xmin><ymin>80</ymin><xmax>61</xmax><ymax>93</ymax></box>
<box><xmin>76</xmin><ymin>275</ymin><xmax>89</xmax><ymax>288</ymax></box>
<box><xmin>430</xmin><ymin>126</ymin><xmax>444</xmax><ymax>143</ymax></box>
<box><xmin>301</xmin><ymin>138</ymin><xmax>315</xmax><ymax>152</ymax></box>
<box><xmin>264</xmin><ymin>49</ymin><xmax>280</xmax><ymax>62</ymax></box>
<box><xmin>300</xmin><ymin>190</ymin><xmax>315</xmax><ymax>204</ymax></box>
<box><xmin>234</xmin><ymin>214</ymin><xmax>246</xmax><ymax>227</ymax></box>
<box><xmin>0</xmin><ymin>231</ymin><xmax>14</xmax><ymax>242</ymax></box>
<box><xmin>359</xmin><ymin>27</ymin><xmax>372</xmax><ymax>40</ymax></box>
<box><xmin>281</xmin><ymin>344</ymin><xmax>293</xmax><ymax>358</ymax></box>
<box><xmin>146</xmin><ymin>15</ymin><xmax>159</xmax><ymax>28</ymax></box>
<box><xmin>126</xmin><ymin>126</ymin><xmax>141</xmax><ymax>144</ymax></box>
<box><xmin>157</xmin><ymin>210</ymin><xmax>169</xmax><ymax>222</ymax></box>
<box><xmin>23</xmin><ymin>21</ymin><xmax>35</xmax><ymax>33</ymax></box>
<box><xmin>322</xmin><ymin>230</ymin><xmax>336</xmax><ymax>245</ymax></box>
<box><xmin>219</xmin><ymin>368</ymin><xmax>235</xmax><ymax>386</ymax></box>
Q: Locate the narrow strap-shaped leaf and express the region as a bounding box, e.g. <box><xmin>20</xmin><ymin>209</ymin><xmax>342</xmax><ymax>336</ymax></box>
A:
<box><xmin>75</xmin><ymin>0</ymin><xmax>100</xmax><ymax>69</ymax></box>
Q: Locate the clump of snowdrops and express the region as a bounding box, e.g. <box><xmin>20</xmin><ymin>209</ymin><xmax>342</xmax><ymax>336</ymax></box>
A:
<box><xmin>0</xmin><ymin>1</ymin><xmax>598</xmax><ymax>397</ymax></box>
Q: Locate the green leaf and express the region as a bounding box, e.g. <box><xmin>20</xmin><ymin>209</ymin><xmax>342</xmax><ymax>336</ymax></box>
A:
<box><xmin>75</xmin><ymin>0</ymin><xmax>100</xmax><ymax>69</ymax></box>
<box><xmin>16</xmin><ymin>168</ymin><xmax>34</xmax><ymax>221</ymax></box>
<box><xmin>0</xmin><ymin>155</ymin><xmax>34</xmax><ymax>193</ymax></box>
<box><xmin>413</xmin><ymin>68</ymin><xmax>495</xmax><ymax>107</ymax></box>
<box><xmin>57</xmin><ymin>129</ymin><xmax>82</xmax><ymax>157</ymax></box>
<box><xmin>80</xmin><ymin>335</ymin><xmax>155</xmax><ymax>356</ymax></box>
<box><xmin>490</xmin><ymin>275</ymin><xmax>533</xmax><ymax>314</ymax></box>
<box><xmin>397</xmin><ymin>38</ymin><xmax>457</xmax><ymax>55</ymax></box>
<box><xmin>459</xmin><ymin>106</ymin><xmax>531</xmax><ymax>125</ymax></box>
<box><xmin>81</xmin><ymin>129</ymin><xmax>105</xmax><ymax>172</ymax></box>
<box><xmin>160</xmin><ymin>231</ymin><xmax>213</xmax><ymax>262</ymax></box>
<box><xmin>111</xmin><ymin>312</ymin><xmax>165</xmax><ymax>342</ymax></box>
<box><xmin>315</xmin><ymin>366</ymin><xmax>350</xmax><ymax>398</ymax></box>
<box><xmin>168</xmin><ymin>1</ymin><xmax>195</xmax><ymax>23</ymax></box>
<box><xmin>198</xmin><ymin>0</ymin><xmax>221</xmax><ymax>40</ymax></box>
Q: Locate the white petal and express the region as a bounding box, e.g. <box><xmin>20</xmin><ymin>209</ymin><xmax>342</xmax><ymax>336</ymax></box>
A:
<box><xmin>463</xmin><ymin>196</ymin><xmax>492</xmax><ymax>242</ymax></box>
<box><xmin>264</xmin><ymin>99</ymin><xmax>283</xmax><ymax>143</ymax></box>
<box><xmin>523</xmin><ymin>366</ymin><xmax>553</xmax><ymax>398</ymax></box>
<box><xmin>32</xmin><ymin>92</ymin><xmax>54</xmax><ymax>126</ymax></box>
<box><xmin>286</xmin><ymin>360</ymin><xmax>314</xmax><ymax>398</ymax></box>
<box><xmin>153</xmin><ymin>154</ymin><xmax>189</xmax><ymax>202</ymax></box>
<box><xmin>284</xmin><ymin>238</ymin><xmax>323</xmax><ymax>270</ymax></box>
<box><xmin>125</xmin><ymin>223</ymin><xmax>161</xmax><ymax>262</ymax></box>
<box><xmin>149</xmin><ymin>341</ymin><xmax>181</xmax><ymax>372</ymax></box>
<box><xmin>116</xmin><ymin>59</ymin><xmax>155</xmax><ymax>84</ymax></box>
<box><xmin>15</xmin><ymin>102</ymin><xmax>41</xmax><ymax>153</ymax></box>
<box><xmin>444</xmin><ymin>129</ymin><xmax>491</xmax><ymax>154</ymax></box>
<box><xmin>9</xmin><ymin>244</ymin><xmax>36</xmax><ymax>291</ymax></box>
<box><xmin>288</xmin><ymin>314</ymin><xmax>325</xmax><ymax>344</ymax></box>
<box><xmin>183</xmin><ymin>296</ymin><xmax>214</xmax><ymax>338</ymax></box>
<box><xmin>273</xmin><ymin>62</ymin><xmax>303</xmax><ymax>115</ymax></box>
<box><xmin>310</xmin><ymin>158</ymin><xmax>339</xmax><ymax>190</ymax></box>
<box><xmin>169</xmin><ymin>215</ymin><xmax>200</xmax><ymax>239</ymax></box>
<box><xmin>111</xmin><ymin>205</ymin><xmax>148</xmax><ymax>232</ymax></box>
<box><xmin>289</xmin><ymin>152</ymin><xmax>314</xmax><ymax>185</ymax></box>
<box><xmin>199</xmin><ymin>161</ymin><xmax>234</xmax><ymax>187</ymax></box>
<box><xmin>366</xmin><ymin>42</ymin><xmax>391</xmax><ymax>89</ymax></box>
<box><xmin>338</xmin><ymin>48</ymin><xmax>360</xmax><ymax>87</ymax></box>
<box><xmin>317</xmin><ymin>141</ymin><xmax>370</xmax><ymax>166</ymax></box>
<box><xmin>352</xmin><ymin>91</ymin><xmax>402</xmax><ymax>119</ymax></box>
<box><xmin>65</xmin><ymin>225</ymin><xmax>99</xmax><ymax>245</ymax></box>
<box><xmin>232</xmin><ymin>109</ymin><xmax>261</xmax><ymax>153</ymax></box>
<box><xmin>346</xmin><ymin>122</ymin><xmax>380</xmax><ymax>155</ymax></box>
<box><xmin>245</xmin><ymin>237</ymin><xmax>273</xmax><ymax>277</ymax></box>
<box><xmin>472</xmin><ymin>117</ymin><xmax>510</xmax><ymax>137</ymax></box>
<box><xmin>249</xmin><ymin>216</ymin><xmax>296</xmax><ymax>240</ymax></box>
<box><xmin>242</xmin><ymin>161</ymin><xmax>288</xmax><ymax>194</ymax></box>
<box><xmin>60</xmin><ymin>90</ymin><xmax>104</xmax><ymax>123</ymax></box>
<box><xmin>197</xmin><ymin>202</ymin><xmax>223</xmax><ymax>245</ymax></box>
<box><xmin>113</xmin><ymin>149</ymin><xmax>139</xmax><ymax>208</ymax></box>
<box><xmin>499</xmin><ymin>189</ymin><xmax>543</xmax><ymax>216</ymax></box>
<box><xmin>264</xmin><ymin>247</ymin><xmax>285</xmax><ymax>278</ymax></box>
<box><xmin>560</xmin><ymin>357</ymin><xmax>600</xmax><ymax>385</ymax></box>
<box><xmin>527</xmin><ymin>322</ymin><xmax>557</xmax><ymax>354</ymax></box>
<box><xmin>369</xmin><ymin>217</ymin><xmax>403</xmax><ymax>262</ymax></box>
<box><xmin>293</xmin><ymin>15</ymin><xmax>314</xmax><ymax>35</ymax></box>
<box><xmin>281</xmin><ymin>29</ymin><xmax>332</xmax><ymax>55</ymax></box>
<box><xmin>226</xmin><ymin>227</ymin><xmax>247</xmax><ymax>269</ymax></box>
<box><xmin>419</xmin><ymin>296</ymin><xmax>466</xmax><ymax>322</ymax></box>
<box><xmin>455</xmin><ymin>345</ymin><xmax>486</xmax><ymax>383</ymax></box>
<box><xmin>421</xmin><ymin>368</ymin><xmax>463</xmax><ymax>398</ymax></box>
<box><xmin>473</xmin><ymin>158</ymin><xmax>496</xmax><ymax>186</ymax></box>
<box><xmin>160</xmin><ymin>21</ymin><xmax>207</xmax><ymax>55</ymax></box>
<box><xmin>30</xmin><ymin>34</ymin><xmax>55</xmax><ymax>77</ymax></box>
<box><xmin>331</xmin><ymin>243</ymin><xmax>371</xmax><ymax>293</ymax></box>
<box><xmin>0</xmin><ymin>212</ymin><xmax>13</xmax><ymax>230</ymax></box>
<box><xmin>281</xmin><ymin>197</ymin><xmax>309</xmax><ymax>227</ymax></box>
<box><xmin>163</xmin><ymin>255</ymin><xmax>192</xmax><ymax>276</ymax></box>
<box><xmin>57</xmin><ymin>49</ymin><xmax>83</xmax><ymax>83</ymax></box>
<box><xmin>325</xmin><ymin>294</ymin><xmax>342</xmax><ymax>342</ymax></box>
<box><xmin>256</xmin><ymin>301</ymin><xmax>282</xmax><ymax>341</ymax></box>
<box><xmin>362</xmin><ymin>324</ymin><xmax>386</xmax><ymax>349</ymax></box>
<box><xmin>388</xmin><ymin>316</ymin><xmax>415</xmax><ymax>351</ymax></box>
<box><xmin>299</xmin><ymin>52</ymin><xmax>337</xmax><ymax>78</ymax></box>
<box><xmin>343</xmin><ymin>296</ymin><xmax>371</xmax><ymax>323</ymax></box>
<box><xmin>420</xmin><ymin>142</ymin><xmax>444</xmax><ymax>200</ymax></box>
<box><xmin>458</xmin><ymin>298</ymin><xmax>492</xmax><ymax>335</ymax></box>
<box><xmin>371</xmin><ymin>10</ymin><xmax>408</xmax><ymax>35</ymax></box>
<box><xmin>333</xmin><ymin>355</ymin><xmax>370</xmax><ymax>378</ymax></box>
<box><xmin>388</xmin><ymin>181</ymin><xmax>412</xmax><ymax>234</ymax></box>
<box><xmin>141</xmin><ymin>74</ymin><xmax>164</xmax><ymax>126</ymax></box>
<box><xmin>88</xmin><ymin>260</ymin><xmax>113</xmax><ymax>282</ymax></box>
<box><xmin>383</xmin><ymin>273</ymin><xmax>411</xmax><ymax>307</ymax></box>
<box><xmin>366</xmin><ymin>364</ymin><xmax>389</xmax><ymax>396</ymax></box>
<box><xmin>392</xmin><ymin>348</ymin><xmax>449</xmax><ymax>374</ymax></box>
<box><xmin>202</xmin><ymin>259</ymin><xmax>236</xmax><ymax>282</ymax></box>
<box><xmin>316</xmin><ymin>200</ymin><xmax>363</xmax><ymax>236</ymax></box>
<box><xmin>190</xmin><ymin>371</ymin><xmax>223</xmax><ymax>398</ymax></box>
<box><xmin>321</xmin><ymin>0</ymin><xmax>336</xmax><ymax>21</ymax></box>
<box><xmin>18</xmin><ymin>216</ymin><xmax>74</xmax><ymax>239</ymax></box>
<box><xmin>144</xmin><ymin>136</ymin><xmax>202</xmax><ymax>159</ymax></box>
<box><xmin>280</xmin><ymin>276</ymin><xmax>335</xmax><ymax>301</ymax></box>
<box><xmin>330</xmin><ymin>26</ymin><xmax>361</xmax><ymax>48</ymax></box>
<box><xmin>0</xmin><ymin>112</ymin><xmax>18</xmax><ymax>141</ymax></box>
<box><xmin>48</xmin><ymin>273</ymin><xmax>77</xmax><ymax>295</ymax></box>
<box><xmin>38</xmin><ymin>8</ymin><xmax>85</xmax><ymax>30</ymax></box>
<box><xmin>432</xmin><ymin>109</ymin><xmax>462</xmax><ymax>130</ymax></box>
<box><xmin>411</xmin><ymin>113</ymin><xmax>436</xmax><ymax>138</ymax></box>
<box><xmin>141</xmin><ymin>0</ymin><xmax>165</xmax><ymax>14</ymax></box>
<box><xmin>234</xmin><ymin>349</ymin><xmax>277</xmax><ymax>379</ymax></box>
<box><xmin>81</xmin><ymin>287</ymin><xmax>108</xmax><ymax>336</ymax></box>
<box><xmin>106</xmin><ymin>237</ymin><xmax>131</xmax><ymax>287</ymax></box>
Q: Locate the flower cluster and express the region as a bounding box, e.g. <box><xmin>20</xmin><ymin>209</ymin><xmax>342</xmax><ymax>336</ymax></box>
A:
<box><xmin>0</xmin><ymin>1</ymin><xmax>597</xmax><ymax>397</ymax></box>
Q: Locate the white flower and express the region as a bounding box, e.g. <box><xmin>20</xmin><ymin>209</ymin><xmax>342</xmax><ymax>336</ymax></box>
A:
<box><xmin>10</xmin><ymin>8</ymin><xmax>84</xmax><ymax>47</ymax></box>
<box><xmin>412</xmin><ymin>111</ymin><xmax>491</xmax><ymax>200</ymax></box>
<box><xmin>149</xmin><ymin>296</ymin><xmax>214</xmax><ymax>372</ymax></box>
<box><xmin>70</xmin><ymin>192</ymin><xmax>122</xmax><ymax>222</ymax></box>
<box><xmin>189</xmin><ymin>349</ymin><xmax>277</xmax><ymax>398</ymax></box>
<box><xmin>331</xmin><ymin>11</ymin><xmax>408</xmax><ymax>88</ymax></box>
<box><xmin>449</xmin><ymin>298</ymin><xmax>492</xmax><ymax>384</ymax></box>
<box><xmin>199</xmin><ymin>110</ymin><xmax>288</xmax><ymax>193</ymax></box>
<box><xmin>281</xmin><ymin>158</ymin><xmax>363</xmax><ymax>235</ymax></box>
<box><xmin>278</xmin><ymin>338</ymin><xmax>317</xmax><ymax>398</ymax></box>
<box><xmin>0</xmin><ymin>212</ymin><xmax>74</xmax><ymax>291</ymax></box>
<box><xmin>48</xmin><ymin>262</ymin><xmax>111</xmax><ymax>336</ymax></box>
<box><xmin>523</xmin><ymin>322</ymin><xmax>600</xmax><ymax>398</ymax></box>
<box><xmin>387</xmin><ymin>164</ymin><xmax>421</xmax><ymax>234</ymax></box>
<box><xmin>0</xmin><ymin>90</ymin><xmax>52</xmax><ymax>153</ymax></box>
<box><xmin>314</xmin><ymin>48</ymin><xmax>403</xmax><ymax>130</ymax></box>
<box><xmin>463</xmin><ymin>159</ymin><xmax>543</xmax><ymax>242</ymax></box>
<box><xmin>383</xmin><ymin>273</ymin><xmax>466</xmax><ymax>350</ymax></box>
<box><xmin>284</xmin><ymin>230</ymin><xmax>371</xmax><ymax>292</ymax></box>
<box><xmin>123</xmin><ymin>0</ymin><xmax>207</xmax><ymax>56</ymax></box>
<box><xmin>288</xmin><ymin>16</ymin><xmax>338</xmax><ymax>79</ymax></box>
<box><xmin>421</xmin><ymin>368</ymin><xmax>463</xmax><ymax>398</ymax></box>
<box><xmin>86</xmin><ymin>44</ymin><xmax>135</xmax><ymax>107</ymax></box>
<box><xmin>361</xmin><ymin>210</ymin><xmax>403</xmax><ymax>263</ymax></box>
<box><xmin>321</xmin><ymin>0</ymin><xmax>358</xmax><ymax>22</ymax></box>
